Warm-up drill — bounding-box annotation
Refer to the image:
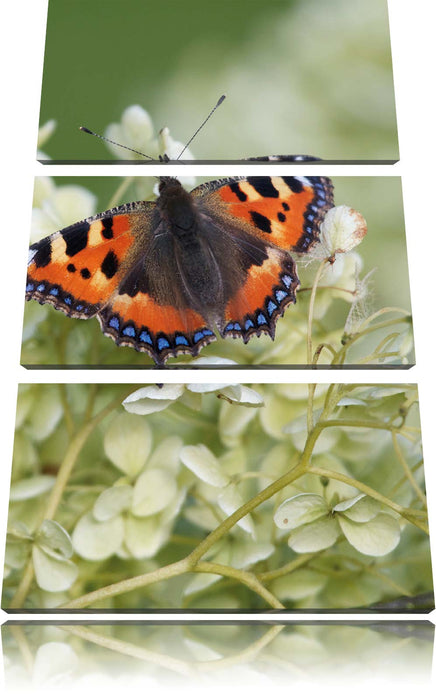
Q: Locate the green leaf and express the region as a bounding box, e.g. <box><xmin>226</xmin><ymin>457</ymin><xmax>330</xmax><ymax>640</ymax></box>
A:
<box><xmin>122</xmin><ymin>384</ymin><xmax>184</xmax><ymax>414</ymax></box>
<box><xmin>104</xmin><ymin>413</ymin><xmax>152</xmax><ymax>476</ymax></box>
<box><xmin>288</xmin><ymin>516</ymin><xmax>341</xmax><ymax>553</ymax></box>
<box><xmin>180</xmin><ymin>444</ymin><xmax>229</xmax><ymax>487</ymax></box>
<box><xmin>72</xmin><ymin>511</ymin><xmax>124</xmax><ymax>560</ymax></box>
<box><xmin>93</xmin><ymin>484</ymin><xmax>133</xmax><ymax>522</ymax></box>
<box><xmin>338</xmin><ymin>512</ymin><xmax>401</xmax><ymax>556</ymax></box>
<box><xmin>131</xmin><ymin>468</ymin><xmax>177</xmax><ymax>516</ymax></box>
<box><xmin>274</xmin><ymin>494</ymin><xmax>329</xmax><ymax>530</ymax></box>
<box><xmin>35</xmin><ymin>519</ymin><xmax>73</xmax><ymax>560</ymax></box>
<box><xmin>32</xmin><ymin>546</ymin><xmax>78</xmax><ymax>592</ymax></box>
<box><xmin>9</xmin><ymin>475</ymin><xmax>55</xmax><ymax>502</ymax></box>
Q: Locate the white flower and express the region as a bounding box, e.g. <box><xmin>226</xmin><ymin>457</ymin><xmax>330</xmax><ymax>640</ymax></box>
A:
<box><xmin>31</xmin><ymin>177</ymin><xmax>97</xmax><ymax>243</ymax></box>
<box><xmin>274</xmin><ymin>492</ymin><xmax>401</xmax><ymax>556</ymax></box>
<box><xmin>72</xmin><ymin>429</ymin><xmax>185</xmax><ymax>561</ymax></box>
<box><xmin>104</xmin><ymin>105</ymin><xmax>194</xmax><ymax>162</ymax></box>
<box><xmin>37</xmin><ymin>119</ymin><xmax>57</xmax><ymax>160</ymax></box>
<box><xmin>317</xmin><ymin>205</ymin><xmax>367</xmax><ymax>258</ymax></box>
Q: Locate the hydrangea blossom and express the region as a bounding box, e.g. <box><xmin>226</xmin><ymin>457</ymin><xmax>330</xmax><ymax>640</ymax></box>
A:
<box><xmin>274</xmin><ymin>492</ymin><xmax>401</xmax><ymax>556</ymax></box>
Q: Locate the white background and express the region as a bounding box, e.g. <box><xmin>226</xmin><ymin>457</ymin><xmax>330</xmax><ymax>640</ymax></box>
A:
<box><xmin>0</xmin><ymin>0</ymin><xmax>435</xmax><ymax>697</ymax></box>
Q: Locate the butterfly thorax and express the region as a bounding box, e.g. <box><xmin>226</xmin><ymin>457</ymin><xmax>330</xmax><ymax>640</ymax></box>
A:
<box><xmin>153</xmin><ymin>177</ymin><xmax>226</xmax><ymax>317</ymax></box>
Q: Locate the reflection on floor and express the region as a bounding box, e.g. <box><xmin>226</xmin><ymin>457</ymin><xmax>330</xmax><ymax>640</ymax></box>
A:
<box><xmin>2</xmin><ymin>622</ymin><xmax>433</xmax><ymax>689</ymax></box>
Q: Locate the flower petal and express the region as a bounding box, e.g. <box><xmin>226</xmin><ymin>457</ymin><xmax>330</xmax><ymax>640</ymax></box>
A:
<box><xmin>72</xmin><ymin>512</ymin><xmax>124</xmax><ymax>561</ymax></box>
<box><xmin>93</xmin><ymin>484</ymin><xmax>133</xmax><ymax>522</ymax></box>
<box><xmin>33</xmin><ymin>546</ymin><xmax>78</xmax><ymax>592</ymax></box>
<box><xmin>180</xmin><ymin>444</ymin><xmax>229</xmax><ymax>487</ymax></box>
<box><xmin>287</xmin><ymin>516</ymin><xmax>341</xmax><ymax>553</ymax></box>
<box><xmin>338</xmin><ymin>512</ymin><xmax>401</xmax><ymax>556</ymax></box>
<box><xmin>319</xmin><ymin>205</ymin><xmax>367</xmax><ymax>255</ymax></box>
<box><xmin>274</xmin><ymin>494</ymin><xmax>329</xmax><ymax>530</ymax></box>
<box><xmin>122</xmin><ymin>384</ymin><xmax>184</xmax><ymax>415</ymax></box>
<box><xmin>104</xmin><ymin>413</ymin><xmax>152</xmax><ymax>476</ymax></box>
<box><xmin>35</xmin><ymin>519</ymin><xmax>73</xmax><ymax>560</ymax></box>
<box><xmin>9</xmin><ymin>475</ymin><xmax>55</xmax><ymax>502</ymax></box>
<box><xmin>124</xmin><ymin>513</ymin><xmax>169</xmax><ymax>558</ymax></box>
<box><xmin>131</xmin><ymin>468</ymin><xmax>177</xmax><ymax>516</ymax></box>
<box><xmin>334</xmin><ymin>494</ymin><xmax>380</xmax><ymax>522</ymax></box>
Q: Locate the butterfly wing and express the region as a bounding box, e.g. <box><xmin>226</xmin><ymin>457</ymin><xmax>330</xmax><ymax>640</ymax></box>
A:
<box><xmin>27</xmin><ymin>201</ymin><xmax>216</xmax><ymax>364</ymax></box>
<box><xmin>27</xmin><ymin>202</ymin><xmax>152</xmax><ymax>318</ymax></box>
<box><xmin>191</xmin><ymin>175</ymin><xmax>334</xmax><ymax>340</ymax></box>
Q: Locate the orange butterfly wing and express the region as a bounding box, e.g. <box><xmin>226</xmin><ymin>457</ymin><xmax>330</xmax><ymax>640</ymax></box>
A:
<box><xmin>192</xmin><ymin>175</ymin><xmax>334</xmax><ymax>340</ymax></box>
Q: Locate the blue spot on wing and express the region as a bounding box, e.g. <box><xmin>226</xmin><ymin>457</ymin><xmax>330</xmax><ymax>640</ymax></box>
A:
<box><xmin>109</xmin><ymin>316</ymin><xmax>120</xmax><ymax>330</ymax></box>
<box><xmin>157</xmin><ymin>337</ymin><xmax>170</xmax><ymax>350</ymax></box>
<box><xmin>139</xmin><ymin>330</ymin><xmax>152</xmax><ymax>344</ymax></box>
<box><xmin>245</xmin><ymin>319</ymin><xmax>254</xmax><ymax>330</ymax></box>
<box><xmin>122</xmin><ymin>326</ymin><xmax>136</xmax><ymax>338</ymax></box>
<box><xmin>49</xmin><ymin>287</ymin><xmax>59</xmax><ymax>296</ymax></box>
<box><xmin>257</xmin><ymin>313</ymin><xmax>267</xmax><ymax>325</ymax></box>
<box><xmin>175</xmin><ymin>335</ymin><xmax>189</xmax><ymax>346</ymax></box>
<box><xmin>275</xmin><ymin>289</ymin><xmax>287</xmax><ymax>302</ymax></box>
<box><xmin>26</xmin><ymin>283</ymin><xmax>34</xmax><ymax>292</ymax></box>
<box><xmin>267</xmin><ymin>300</ymin><xmax>277</xmax><ymax>316</ymax></box>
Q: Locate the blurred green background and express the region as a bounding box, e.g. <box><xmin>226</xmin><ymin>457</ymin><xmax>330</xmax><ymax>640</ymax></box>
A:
<box><xmin>39</xmin><ymin>0</ymin><xmax>398</xmax><ymax>161</ymax></box>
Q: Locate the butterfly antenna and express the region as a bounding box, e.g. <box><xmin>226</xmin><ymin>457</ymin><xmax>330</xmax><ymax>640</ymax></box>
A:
<box><xmin>177</xmin><ymin>94</ymin><xmax>226</xmax><ymax>160</ymax></box>
<box><xmin>79</xmin><ymin>126</ymin><xmax>155</xmax><ymax>160</ymax></box>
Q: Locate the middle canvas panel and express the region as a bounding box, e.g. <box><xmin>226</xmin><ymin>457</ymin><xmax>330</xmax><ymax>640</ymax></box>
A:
<box><xmin>23</xmin><ymin>175</ymin><xmax>413</xmax><ymax>369</ymax></box>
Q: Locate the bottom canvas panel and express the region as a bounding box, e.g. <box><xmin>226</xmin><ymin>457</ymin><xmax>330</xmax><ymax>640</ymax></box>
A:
<box><xmin>2</xmin><ymin>622</ymin><xmax>434</xmax><ymax>689</ymax></box>
<box><xmin>3</xmin><ymin>383</ymin><xmax>432</xmax><ymax>612</ymax></box>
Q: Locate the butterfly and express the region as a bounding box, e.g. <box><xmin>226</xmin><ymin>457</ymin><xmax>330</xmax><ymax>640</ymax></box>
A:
<box><xmin>26</xmin><ymin>170</ymin><xmax>334</xmax><ymax>365</ymax></box>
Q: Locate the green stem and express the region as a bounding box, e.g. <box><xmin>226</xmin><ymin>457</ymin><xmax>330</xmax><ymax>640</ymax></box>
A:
<box><xmin>186</xmin><ymin>425</ymin><xmax>323</xmax><ymax>566</ymax></box>
<box><xmin>306</xmin><ymin>259</ymin><xmax>328</xmax><ymax>365</ymax></box>
<box><xmin>62</xmin><ymin>558</ymin><xmax>191</xmax><ymax>609</ymax></box>
<box><xmin>59</xmin><ymin>625</ymin><xmax>193</xmax><ymax>677</ymax></box>
<box><xmin>391</xmin><ymin>432</ymin><xmax>426</xmax><ymax>506</ymax></box>
<box><xmin>197</xmin><ymin>625</ymin><xmax>285</xmax><ymax>671</ymax></box>
<box><xmin>63</xmin><ymin>425</ymin><xmax>324</xmax><ymax>609</ymax></box>
<box><xmin>193</xmin><ymin>562</ymin><xmax>284</xmax><ymax>609</ymax></box>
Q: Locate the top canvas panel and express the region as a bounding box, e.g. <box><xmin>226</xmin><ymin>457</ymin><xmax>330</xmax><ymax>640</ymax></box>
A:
<box><xmin>38</xmin><ymin>0</ymin><xmax>399</xmax><ymax>164</ymax></box>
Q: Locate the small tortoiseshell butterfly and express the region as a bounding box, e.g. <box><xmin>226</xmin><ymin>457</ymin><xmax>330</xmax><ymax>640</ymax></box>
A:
<box><xmin>26</xmin><ymin>172</ymin><xmax>334</xmax><ymax>365</ymax></box>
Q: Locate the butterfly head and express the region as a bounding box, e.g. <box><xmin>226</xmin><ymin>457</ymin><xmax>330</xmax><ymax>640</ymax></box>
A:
<box><xmin>157</xmin><ymin>177</ymin><xmax>195</xmax><ymax>234</ymax></box>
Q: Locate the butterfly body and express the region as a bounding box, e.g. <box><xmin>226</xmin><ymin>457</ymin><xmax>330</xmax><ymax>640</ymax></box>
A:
<box><xmin>27</xmin><ymin>173</ymin><xmax>334</xmax><ymax>365</ymax></box>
